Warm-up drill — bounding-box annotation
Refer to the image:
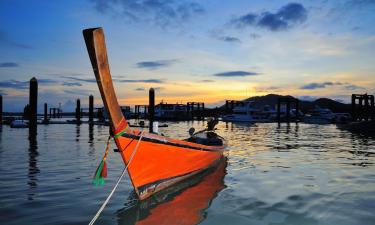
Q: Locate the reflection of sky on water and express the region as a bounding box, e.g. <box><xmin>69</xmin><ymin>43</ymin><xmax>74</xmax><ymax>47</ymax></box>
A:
<box><xmin>0</xmin><ymin>121</ymin><xmax>374</xmax><ymax>225</ymax></box>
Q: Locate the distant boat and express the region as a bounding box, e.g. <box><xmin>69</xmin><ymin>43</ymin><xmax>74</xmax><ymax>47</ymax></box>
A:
<box><xmin>155</xmin><ymin>102</ymin><xmax>189</xmax><ymax>120</ymax></box>
<box><xmin>303</xmin><ymin>106</ymin><xmax>335</xmax><ymax>124</ymax></box>
<box><xmin>83</xmin><ymin>27</ymin><xmax>226</xmax><ymax>200</ymax></box>
<box><xmin>222</xmin><ymin>101</ymin><xmax>271</xmax><ymax>122</ymax></box>
<box><xmin>10</xmin><ymin>120</ymin><xmax>28</xmax><ymax>128</ymax></box>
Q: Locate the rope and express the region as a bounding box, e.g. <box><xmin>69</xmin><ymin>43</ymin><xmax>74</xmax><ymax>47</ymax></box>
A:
<box><xmin>88</xmin><ymin>131</ymin><xmax>145</xmax><ymax>225</ymax></box>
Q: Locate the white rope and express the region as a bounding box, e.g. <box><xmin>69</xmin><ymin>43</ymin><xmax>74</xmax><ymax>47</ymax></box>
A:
<box><xmin>88</xmin><ymin>131</ymin><xmax>145</xmax><ymax>225</ymax></box>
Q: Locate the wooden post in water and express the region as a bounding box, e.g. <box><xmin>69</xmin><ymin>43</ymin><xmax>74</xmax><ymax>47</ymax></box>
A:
<box><xmin>43</xmin><ymin>103</ymin><xmax>48</xmax><ymax>124</ymax></box>
<box><xmin>371</xmin><ymin>96</ymin><xmax>375</xmax><ymax>121</ymax></box>
<box><xmin>295</xmin><ymin>99</ymin><xmax>300</xmax><ymax>121</ymax></box>
<box><xmin>149</xmin><ymin>88</ymin><xmax>155</xmax><ymax>133</ymax></box>
<box><xmin>277</xmin><ymin>99</ymin><xmax>281</xmax><ymax>123</ymax></box>
<box><xmin>286</xmin><ymin>99</ymin><xmax>290</xmax><ymax>123</ymax></box>
<box><xmin>0</xmin><ymin>95</ymin><xmax>2</xmax><ymax>124</ymax></box>
<box><xmin>75</xmin><ymin>99</ymin><xmax>81</xmax><ymax>124</ymax></box>
<box><xmin>29</xmin><ymin>77</ymin><xmax>38</xmax><ymax>128</ymax></box>
<box><xmin>89</xmin><ymin>95</ymin><xmax>94</xmax><ymax>123</ymax></box>
<box><xmin>351</xmin><ymin>94</ymin><xmax>356</xmax><ymax>121</ymax></box>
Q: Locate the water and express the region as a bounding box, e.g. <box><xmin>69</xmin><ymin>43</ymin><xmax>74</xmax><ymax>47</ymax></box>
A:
<box><xmin>0</xmin><ymin>121</ymin><xmax>374</xmax><ymax>225</ymax></box>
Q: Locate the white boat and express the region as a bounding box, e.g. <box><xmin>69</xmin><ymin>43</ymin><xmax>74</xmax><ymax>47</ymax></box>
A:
<box><xmin>222</xmin><ymin>101</ymin><xmax>270</xmax><ymax>122</ymax></box>
<box><xmin>303</xmin><ymin>106</ymin><xmax>335</xmax><ymax>124</ymax></box>
<box><xmin>10</xmin><ymin>120</ymin><xmax>28</xmax><ymax>128</ymax></box>
<box><xmin>155</xmin><ymin>102</ymin><xmax>189</xmax><ymax>120</ymax></box>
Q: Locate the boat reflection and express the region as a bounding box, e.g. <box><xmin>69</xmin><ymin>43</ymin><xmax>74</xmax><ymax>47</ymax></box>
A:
<box><xmin>117</xmin><ymin>157</ymin><xmax>227</xmax><ymax>225</ymax></box>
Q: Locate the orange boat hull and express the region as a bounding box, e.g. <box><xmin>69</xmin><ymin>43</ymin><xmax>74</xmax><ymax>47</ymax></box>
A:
<box><xmin>115</xmin><ymin>132</ymin><xmax>224</xmax><ymax>200</ymax></box>
<box><xmin>83</xmin><ymin>27</ymin><xmax>225</xmax><ymax>200</ymax></box>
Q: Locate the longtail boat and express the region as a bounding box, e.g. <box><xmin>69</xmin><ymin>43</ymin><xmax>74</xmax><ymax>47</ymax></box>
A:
<box><xmin>83</xmin><ymin>28</ymin><xmax>226</xmax><ymax>200</ymax></box>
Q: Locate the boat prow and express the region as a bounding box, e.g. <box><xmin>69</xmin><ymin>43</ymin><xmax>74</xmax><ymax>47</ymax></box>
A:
<box><xmin>83</xmin><ymin>27</ymin><xmax>225</xmax><ymax>200</ymax></box>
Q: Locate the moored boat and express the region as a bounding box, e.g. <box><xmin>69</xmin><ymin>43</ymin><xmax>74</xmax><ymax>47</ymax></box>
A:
<box><xmin>83</xmin><ymin>27</ymin><xmax>225</xmax><ymax>200</ymax></box>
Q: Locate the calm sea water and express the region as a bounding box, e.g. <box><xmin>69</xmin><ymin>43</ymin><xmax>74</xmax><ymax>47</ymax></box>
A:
<box><xmin>0</xmin><ymin>120</ymin><xmax>374</xmax><ymax>225</ymax></box>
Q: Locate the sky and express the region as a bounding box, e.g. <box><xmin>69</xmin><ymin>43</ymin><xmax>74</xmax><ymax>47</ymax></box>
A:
<box><xmin>0</xmin><ymin>0</ymin><xmax>374</xmax><ymax>112</ymax></box>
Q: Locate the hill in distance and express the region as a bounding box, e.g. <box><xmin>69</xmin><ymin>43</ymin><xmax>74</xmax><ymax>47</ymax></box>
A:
<box><xmin>238</xmin><ymin>94</ymin><xmax>351</xmax><ymax>113</ymax></box>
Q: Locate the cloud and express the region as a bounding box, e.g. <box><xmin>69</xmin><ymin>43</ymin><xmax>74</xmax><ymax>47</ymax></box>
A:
<box><xmin>254</xmin><ymin>86</ymin><xmax>280</xmax><ymax>92</ymax></box>
<box><xmin>201</xmin><ymin>79</ymin><xmax>215</xmax><ymax>83</ymax></box>
<box><xmin>213</xmin><ymin>71</ymin><xmax>259</xmax><ymax>77</ymax></box>
<box><xmin>63</xmin><ymin>76</ymin><xmax>97</xmax><ymax>83</ymax></box>
<box><xmin>0</xmin><ymin>31</ymin><xmax>32</xmax><ymax>49</ymax></box>
<box><xmin>63</xmin><ymin>89</ymin><xmax>91</xmax><ymax>96</ymax></box>
<box><xmin>300</xmin><ymin>82</ymin><xmax>342</xmax><ymax>89</ymax></box>
<box><xmin>38</xmin><ymin>79</ymin><xmax>59</xmax><ymax>84</ymax></box>
<box><xmin>135</xmin><ymin>87</ymin><xmax>145</xmax><ymax>91</ymax></box>
<box><xmin>62</xmin><ymin>82</ymin><xmax>82</xmax><ymax>87</ymax></box>
<box><xmin>136</xmin><ymin>59</ymin><xmax>177</xmax><ymax>70</ymax></box>
<box><xmin>0</xmin><ymin>79</ymin><xmax>59</xmax><ymax>89</ymax></box>
<box><xmin>249</xmin><ymin>33</ymin><xmax>261</xmax><ymax>39</ymax></box>
<box><xmin>117</xmin><ymin>78</ymin><xmax>165</xmax><ymax>83</ymax></box>
<box><xmin>218</xmin><ymin>36</ymin><xmax>241</xmax><ymax>43</ymax></box>
<box><xmin>90</xmin><ymin>0</ymin><xmax>204</xmax><ymax>28</ymax></box>
<box><xmin>0</xmin><ymin>80</ymin><xmax>29</xmax><ymax>89</ymax></box>
<box><xmin>345</xmin><ymin>84</ymin><xmax>366</xmax><ymax>90</ymax></box>
<box><xmin>231</xmin><ymin>3</ymin><xmax>307</xmax><ymax>31</ymax></box>
<box><xmin>0</xmin><ymin>62</ymin><xmax>19</xmax><ymax>68</ymax></box>
<box><xmin>154</xmin><ymin>87</ymin><xmax>165</xmax><ymax>91</ymax></box>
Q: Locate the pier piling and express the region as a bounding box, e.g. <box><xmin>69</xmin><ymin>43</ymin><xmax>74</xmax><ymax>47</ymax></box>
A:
<box><xmin>0</xmin><ymin>95</ymin><xmax>2</xmax><ymax>124</ymax></box>
<box><xmin>75</xmin><ymin>99</ymin><xmax>81</xmax><ymax>124</ymax></box>
<box><xmin>149</xmin><ymin>88</ymin><xmax>155</xmax><ymax>133</ymax></box>
<box><xmin>43</xmin><ymin>103</ymin><xmax>48</xmax><ymax>124</ymax></box>
<box><xmin>89</xmin><ymin>95</ymin><xmax>94</xmax><ymax>123</ymax></box>
<box><xmin>29</xmin><ymin>77</ymin><xmax>38</xmax><ymax>128</ymax></box>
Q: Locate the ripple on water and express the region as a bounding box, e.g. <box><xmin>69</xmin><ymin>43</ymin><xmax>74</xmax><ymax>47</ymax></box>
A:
<box><xmin>0</xmin><ymin>122</ymin><xmax>374</xmax><ymax>225</ymax></box>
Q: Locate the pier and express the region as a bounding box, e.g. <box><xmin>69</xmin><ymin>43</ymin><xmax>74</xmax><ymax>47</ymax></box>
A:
<box><xmin>277</xmin><ymin>97</ymin><xmax>300</xmax><ymax>123</ymax></box>
<box><xmin>352</xmin><ymin>94</ymin><xmax>375</xmax><ymax>122</ymax></box>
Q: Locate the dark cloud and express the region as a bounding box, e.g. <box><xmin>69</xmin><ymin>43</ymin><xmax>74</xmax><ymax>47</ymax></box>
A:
<box><xmin>0</xmin><ymin>62</ymin><xmax>19</xmax><ymax>68</ymax></box>
<box><xmin>218</xmin><ymin>36</ymin><xmax>241</xmax><ymax>43</ymax></box>
<box><xmin>135</xmin><ymin>87</ymin><xmax>146</xmax><ymax>91</ymax></box>
<box><xmin>136</xmin><ymin>59</ymin><xmax>177</xmax><ymax>70</ymax></box>
<box><xmin>300</xmin><ymin>82</ymin><xmax>339</xmax><ymax>89</ymax></box>
<box><xmin>345</xmin><ymin>84</ymin><xmax>366</xmax><ymax>90</ymax></box>
<box><xmin>0</xmin><ymin>79</ymin><xmax>59</xmax><ymax>89</ymax></box>
<box><xmin>300</xmin><ymin>81</ymin><xmax>356</xmax><ymax>90</ymax></box>
<box><xmin>213</xmin><ymin>71</ymin><xmax>259</xmax><ymax>77</ymax></box>
<box><xmin>0</xmin><ymin>80</ymin><xmax>29</xmax><ymax>89</ymax></box>
<box><xmin>347</xmin><ymin>0</ymin><xmax>375</xmax><ymax>7</ymax></box>
<box><xmin>231</xmin><ymin>13</ymin><xmax>257</xmax><ymax>27</ymax></box>
<box><xmin>0</xmin><ymin>31</ymin><xmax>32</xmax><ymax>49</ymax></box>
<box><xmin>62</xmin><ymin>76</ymin><xmax>97</xmax><ymax>83</ymax></box>
<box><xmin>201</xmin><ymin>79</ymin><xmax>215</xmax><ymax>83</ymax></box>
<box><xmin>62</xmin><ymin>82</ymin><xmax>82</xmax><ymax>87</ymax></box>
<box><xmin>90</xmin><ymin>0</ymin><xmax>204</xmax><ymax>28</ymax></box>
<box><xmin>38</xmin><ymin>79</ymin><xmax>59</xmax><ymax>84</ymax></box>
<box><xmin>63</xmin><ymin>89</ymin><xmax>91</xmax><ymax>96</ymax></box>
<box><xmin>117</xmin><ymin>78</ymin><xmax>165</xmax><ymax>83</ymax></box>
<box><xmin>231</xmin><ymin>3</ymin><xmax>307</xmax><ymax>31</ymax></box>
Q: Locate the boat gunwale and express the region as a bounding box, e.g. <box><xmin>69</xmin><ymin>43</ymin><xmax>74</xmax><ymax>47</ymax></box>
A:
<box><xmin>117</xmin><ymin>132</ymin><xmax>226</xmax><ymax>152</ymax></box>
